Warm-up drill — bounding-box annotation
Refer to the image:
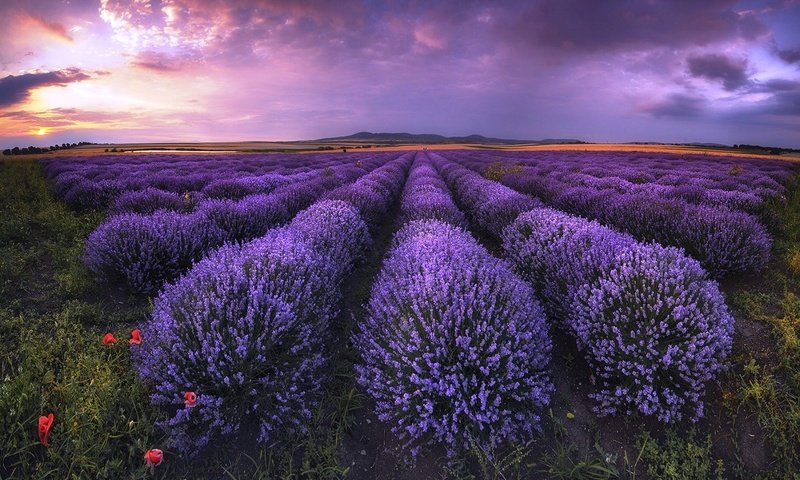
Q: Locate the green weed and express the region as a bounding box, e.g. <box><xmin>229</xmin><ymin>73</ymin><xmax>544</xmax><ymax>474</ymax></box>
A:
<box><xmin>632</xmin><ymin>429</ymin><xmax>720</xmax><ymax>480</ymax></box>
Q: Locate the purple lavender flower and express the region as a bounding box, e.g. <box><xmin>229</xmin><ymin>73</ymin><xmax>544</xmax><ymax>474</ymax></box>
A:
<box><xmin>110</xmin><ymin>187</ymin><xmax>192</xmax><ymax>215</ymax></box>
<box><xmin>569</xmin><ymin>243</ymin><xmax>734</xmax><ymax>422</ymax></box>
<box><xmin>356</xmin><ymin>220</ymin><xmax>553</xmax><ymax>458</ymax></box>
<box><xmin>135</xmin><ymin>200</ymin><xmax>370</xmax><ymax>453</ymax></box>
<box><xmin>503</xmin><ymin>211</ymin><xmax>734</xmax><ymax>423</ymax></box>
<box><xmin>84</xmin><ymin>211</ymin><xmax>222</xmax><ymax>294</ymax></box>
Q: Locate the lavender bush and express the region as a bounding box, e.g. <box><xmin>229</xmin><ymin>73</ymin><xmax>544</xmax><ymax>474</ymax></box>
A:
<box><xmin>63</xmin><ymin>179</ymin><xmax>123</xmax><ymax>209</ymax></box>
<box><xmin>84</xmin><ymin>211</ymin><xmax>221</xmax><ymax>294</ymax></box>
<box><xmin>502</xmin><ymin>211</ymin><xmax>735</xmax><ymax>422</ymax></box>
<box><xmin>135</xmin><ymin>201</ymin><xmax>370</xmax><ymax>452</ymax></box>
<box><xmin>501</xmin><ymin>208</ymin><xmax>633</xmax><ymax>319</ymax></box>
<box><xmin>569</xmin><ymin>243</ymin><xmax>734</xmax><ymax>422</ymax></box>
<box><xmin>109</xmin><ymin>187</ymin><xmax>191</xmax><ymax>215</ymax></box>
<box><xmin>356</xmin><ymin>220</ymin><xmax>553</xmax><ymax>458</ymax></box>
<box><xmin>201</xmin><ymin>175</ymin><xmax>289</xmax><ymax>200</ymax></box>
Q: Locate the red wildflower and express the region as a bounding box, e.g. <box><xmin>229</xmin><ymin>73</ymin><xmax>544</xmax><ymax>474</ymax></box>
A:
<box><xmin>38</xmin><ymin>413</ymin><xmax>54</xmax><ymax>447</ymax></box>
<box><xmin>102</xmin><ymin>332</ymin><xmax>117</xmax><ymax>345</ymax></box>
<box><xmin>129</xmin><ymin>329</ymin><xmax>141</xmax><ymax>345</ymax></box>
<box><xmin>143</xmin><ymin>448</ymin><xmax>163</xmax><ymax>467</ymax></box>
<box><xmin>184</xmin><ymin>391</ymin><xmax>197</xmax><ymax>408</ymax></box>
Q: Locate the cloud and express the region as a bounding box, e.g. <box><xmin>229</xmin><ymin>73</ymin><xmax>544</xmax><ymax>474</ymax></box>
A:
<box><xmin>687</xmin><ymin>53</ymin><xmax>750</xmax><ymax>91</ymax></box>
<box><xmin>0</xmin><ymin>68</ymin><xmax>92</xmax><ymax>108</ymax></box>
<box><xmin>754</xmin><ymin>80</ymin><xmax>800</xmax><ymax>116</ymax></box>
<box><xmin>643</xmin><ymin>94</ymin><xmax>706</xmax><ymax>118</ymax></box>
<box><xmin>765</xmin><ymin>90</ymin><xmax>800</xmax><ymax>115</ymax></box>
<box><xmin>777</xmin><ymin>47</ymin><xmax>800</xmax><ymax>64</ymax></box>
<box><xmin>25</xmin><ymin>13</ymin><xmax>73</xmax><ymax>43</ymax></box>
<box><xmin>754</xmin><ymin>78</ymin><xmax>800</xmax><ymax>92</ymax></box>
<box><xmin>129</xmin><ymin>50</ymin><xmax>200</xmax><ymax>72</ymax></box>
<box><xmin>498</xmin><ymin>0</ymin><xmax>768</xmax><ymax>54</ymax></box>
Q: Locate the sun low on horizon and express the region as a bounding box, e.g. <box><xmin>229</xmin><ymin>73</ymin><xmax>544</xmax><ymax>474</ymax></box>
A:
<box><xmin>1</xmin><ymin>0</ymin><xmax>799</xmax><ymax>148</ymax></box>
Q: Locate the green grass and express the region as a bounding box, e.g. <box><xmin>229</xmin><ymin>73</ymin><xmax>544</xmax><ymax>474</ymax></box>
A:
<box><xmin>630</xmin><ymin>429</ymin><xmax>722</xmax><ymax>480</ymax></box>
<box><xmin>0</xmin><ymin>159</ymin><xmax>163</xmax><ymax>479</ymax></box>
<box><xmin>724</xmin><ymin>174</ymin><xmax>800</xmax><ymax>479</ymax></box>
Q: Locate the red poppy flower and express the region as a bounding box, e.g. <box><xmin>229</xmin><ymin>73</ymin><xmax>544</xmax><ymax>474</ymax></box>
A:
<box><xmin>102</xmin><ymin>333</ymin><xmax>117</xmax><ymax>345</ymax></box>
<box><xmin>184</xmin><ymin>391</ymin><xmax>197</xmax><ymax>408</ymax></box>
<box><xmin>143</xmin><ymin>448</ymin><xmax>163</xmax><ymax>467</ymax></box>
<box><xmin>129</xmin><ymin>329</ymin><xmax>141</xmax><ymax>345</ymax></box>
<box><xmin>38</xmin><ymin>413</ymin><xmax>54</xmax><ymax>447</ymax></box>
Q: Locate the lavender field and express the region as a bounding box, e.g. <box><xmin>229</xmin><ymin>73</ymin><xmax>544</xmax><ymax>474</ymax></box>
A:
<box><xmin>2</xmin><ymin>149</ymin><xmax>799</xmax><ymax>479</ymax></box>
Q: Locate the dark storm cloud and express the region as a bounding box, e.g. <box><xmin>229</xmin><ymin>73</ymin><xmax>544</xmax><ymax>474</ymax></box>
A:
<box><xmin>755</xmin><ymin>78</ymin><xmax>800</xmax><ymax>92</ymax></box>
<box><xmin>757</xmin><ymin>81</ymin><xmax>800</xmax><ymax>116</ymax></box>
<box><xmin>777</xmin><ymin>47</ymin><xmax>800</xmax><ymax>63</ymax></box>
<box><xmin>499</xmin><ymin>0</ymin><xmax>767</xmax><ymax>53</ymax></box>
<box><xmin>687</xmin><ymin>54</ymin><xmax>750</xmax><ymax>91</ymax></box>
<box><xmin>644</xmin><ymin>94</ymin><xmax>706</xmax><ymax>118</ymax></box>
<box><xmin>0</xmin><ymin>68</ymin><xmax>92</xmax><ymax>107</ymax></box>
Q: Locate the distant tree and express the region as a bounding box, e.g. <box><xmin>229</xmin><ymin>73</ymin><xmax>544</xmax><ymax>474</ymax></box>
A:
<box><xmin>2</xmin><ymin>149</ymin><xmax>10</xmax><ymax>156</ymax></box>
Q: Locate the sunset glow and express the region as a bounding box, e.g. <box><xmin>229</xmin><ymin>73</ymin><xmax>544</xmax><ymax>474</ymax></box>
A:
<box><xmin>0</xmin><ymin>0</ymin><xmax>798</xmax><ymax>148</ymax></box>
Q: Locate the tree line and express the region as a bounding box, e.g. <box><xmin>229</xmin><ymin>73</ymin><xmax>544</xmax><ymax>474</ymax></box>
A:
<box><xmin>2</xmin><ymin>142</ymin><xmax>94</xmax><ymax>156</ymax></box>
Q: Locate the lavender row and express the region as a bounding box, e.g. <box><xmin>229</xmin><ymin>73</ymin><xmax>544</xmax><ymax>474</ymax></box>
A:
<box><xmin>426</xmin><ymin>153</ymin><xmax>541</xmax><ymax>238</ymax></box>
<box><xmin>84</xmin><ymin>162</ymin><xmax>375</xmax><ymax>294</ymax></box>
<box><xmin>429</xmin><ymin>152</ymin><xmax>734</xmax><ymax>423</ymax></box>
<box><xmin>321</xmin><ymin>152</ymin><xmax>414</xmax><ymax>229</ymax></box>
<box><xmin>355</xmin><ymin>153</ymin><xmax>552</xmax><ymax>457</ymax></box>
<box><xmin>501</xmin><ymin>168</ymin><xmax>771</xmax><ymax>277</ymax></box>
<box><xmin>45</xmin><ymin>153</ymin><xmax>340</xmax><ymax>208</ymax></box>
<box><xmin>134</xmin><ymin>155</ymin><xmax>412</xmax><ymax>452</ymax></box>
<box><xmin>43</xmin><ymin>151</ymin><xmax>352</xmax><ymax>183</ymax></box>
<box><xmin>44</xmin><ymin>152</ymin><xmax>396</xmax><ymax>209</ymax></box>
<box><xmin>462</xmin><ymin>150</ymin><xmax>793</xmax><ymax>205</ymax></box>
<box><xmin>448</xmin><ymin>153</ymin><xmax>774</xmax><ymax>277</ymax></box>
<box><xmin>395</xmin><ymin>153</ymin><xmax>468</xmax><ymax>228</ymax></box>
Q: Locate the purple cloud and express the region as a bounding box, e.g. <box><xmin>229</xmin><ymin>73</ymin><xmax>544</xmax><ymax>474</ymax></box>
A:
<box><xmin>777</xmin><ymin>47</ymin><xmax>800</xmax><ymax>63</ymax></box>
<box><xmin>0</xmin><ymin>68</ymin><xmax>92</xmax><ymax>107</ymax></box>
<box><xmin>687</xmin><ymin>53</ymin><xmax>750</xmax><ymax>91</ymax></box>
<box><xmin>644</xmin><ymin>94</ymin><xmax>706</xmax><ymax>118</ymax></box>
<box><xmin>499</xmin><ymin>0</ymin><xmax>767</xmax><ymax>53</ymax></box>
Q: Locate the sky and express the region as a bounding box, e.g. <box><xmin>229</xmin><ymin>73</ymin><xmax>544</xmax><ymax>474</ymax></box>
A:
<box><xmin>0</xmin><ymin>0</ymin><xmax>799</xmax><ymax>148</ymax></box>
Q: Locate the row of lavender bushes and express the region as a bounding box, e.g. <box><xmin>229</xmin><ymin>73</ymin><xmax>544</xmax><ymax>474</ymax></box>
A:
<box><xmin>463</xmin><ymin>150</ymin><xmax>792</xmax><ymax>211</ymax></box>
<box><xmin>429</xmin><ymin>151</ymin><xmax>735</xmax><ymax>423</ymax></box>
<box><xmin>355</xmin><ymin>154</ymin><xmax>553</xmax><ymax>458</ymax></box>
<box><xmin>448</xmin><ymin>151</ymin><xmax>778</xmax><ymax>277</ymax></box>
<box><xmin>83</xmin><ymin>162</ymin><xmax>378</xmax><ymax>294</ymax></box>
<box><xmin>43</xmin><ymin>152</ymin><xmax>368</xmax><ymax>210</ymax></box>
<box><xmin>134</xmin><ymin>154</ymin><xmax>413</xmax><ymax>452</ymax></box>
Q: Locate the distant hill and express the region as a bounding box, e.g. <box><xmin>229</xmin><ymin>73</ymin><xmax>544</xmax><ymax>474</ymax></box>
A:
<box><xmin>314</xmin><ymin>131</ymin><xmax>585</xmax><ymax>145</ymax></box>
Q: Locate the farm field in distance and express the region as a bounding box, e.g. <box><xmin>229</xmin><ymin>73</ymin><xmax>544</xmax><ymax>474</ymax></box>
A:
<box><xmin>1</xmin><ymin>145</ymin><xmax>799</xmax><ymax>479</ymax></box>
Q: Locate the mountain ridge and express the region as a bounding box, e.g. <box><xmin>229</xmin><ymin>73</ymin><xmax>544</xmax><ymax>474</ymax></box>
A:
<box><xmin>314</xmin><ymin>131</ymin><xmax>586</xmax><ymax>145</ymax></box>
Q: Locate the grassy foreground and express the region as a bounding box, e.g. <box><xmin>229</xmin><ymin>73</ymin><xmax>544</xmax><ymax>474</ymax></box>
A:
<box><xmin>0</xmin><ymin>157</ymin><xmax>798</xmax><ymax>479</ymax></box>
